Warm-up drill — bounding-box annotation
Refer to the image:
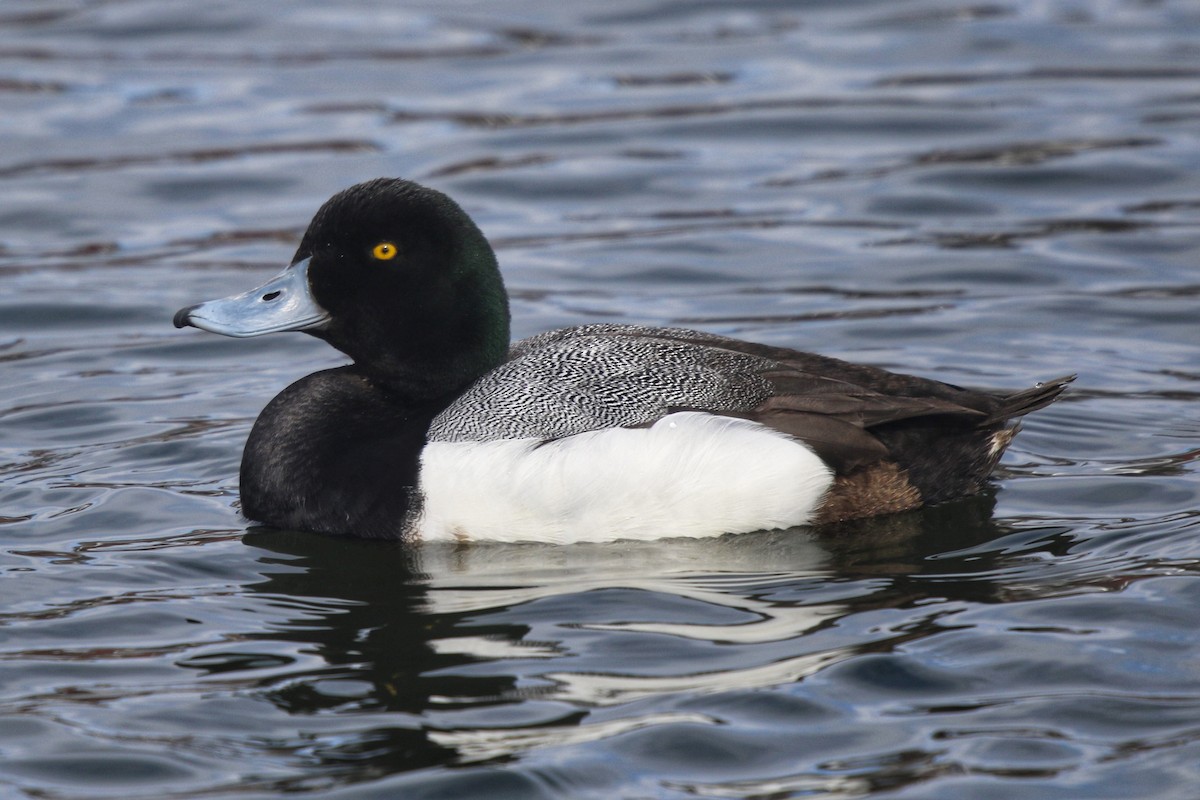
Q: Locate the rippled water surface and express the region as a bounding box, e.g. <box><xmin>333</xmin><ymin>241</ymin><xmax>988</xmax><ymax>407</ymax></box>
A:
<box><xmin>3</xmin><ymin>1</ymin><xmax>1200</xmax><ymax>797</ymax></box>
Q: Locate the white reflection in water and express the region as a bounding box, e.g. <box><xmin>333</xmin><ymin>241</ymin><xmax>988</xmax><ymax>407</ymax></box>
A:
<box><xmin>429</xmin><ymin>711</ymin><xmax>718</xmax><ymax>764</ymax></box>
<box><xmin>542</xmin><ymin>647</ymin><xmax>852</xmax><ymax>707</ymax></box>
<box><xmin>411</xmin><ymin>533</ymin><xmax>854</xmax><ymax>712</ymax></box>
<box><xmin>412</xmin><ymin>531</ymin><xmax>834</xmax><ymax>614</ymax></box>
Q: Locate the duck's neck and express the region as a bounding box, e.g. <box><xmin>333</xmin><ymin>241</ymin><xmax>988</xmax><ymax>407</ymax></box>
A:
<box><xmin>355</xmin><ymin>320</ymin><xmax>506</xmax><ymax>405</ymax></box>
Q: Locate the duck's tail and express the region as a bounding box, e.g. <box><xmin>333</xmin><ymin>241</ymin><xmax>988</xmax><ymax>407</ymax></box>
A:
<box><xmin>976</xmin><ymin>373</ymin><xmax>1074</xmax><ymax>473</ymax></box>
<box><xmin>983</xmin><ymin>374</ymin><xmax>1076</xmax><ymax>427</ymax></box>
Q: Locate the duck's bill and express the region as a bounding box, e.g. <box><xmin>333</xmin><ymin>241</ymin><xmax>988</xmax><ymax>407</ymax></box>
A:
<box><xmin>173</xmin><ymin>257</ymin><xmax>330</xmax><ymax>338</ymax></box>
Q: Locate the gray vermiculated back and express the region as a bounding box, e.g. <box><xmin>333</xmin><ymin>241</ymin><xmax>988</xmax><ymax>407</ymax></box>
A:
<box><xmin>427</xmin><ymin>325</ymin><xmax>776</xmax><ymax>442</ymax></box>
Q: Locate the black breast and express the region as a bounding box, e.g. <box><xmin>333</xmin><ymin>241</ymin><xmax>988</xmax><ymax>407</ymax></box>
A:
<box><xmin>239</xmin><ymin>367</ymin><xmax>438</xmax><ymax>539</ymax></box>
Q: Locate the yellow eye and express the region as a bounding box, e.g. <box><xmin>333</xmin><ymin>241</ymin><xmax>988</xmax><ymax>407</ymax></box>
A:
<box><xmin>372</xmin><ymin>242</ymin><xmax>398</xmax><ymax>261</ymax></box>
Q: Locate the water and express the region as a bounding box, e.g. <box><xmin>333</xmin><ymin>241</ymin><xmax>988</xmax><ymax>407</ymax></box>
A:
<box><xmin>2</xmin><ymin>0</ymin><xmax>1200</xmax><ymax>797</ymax></box>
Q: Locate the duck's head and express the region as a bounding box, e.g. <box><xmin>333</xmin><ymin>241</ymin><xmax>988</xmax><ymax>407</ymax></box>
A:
<box><xmin>175</xmin><ymin>178</ymin><xmax>511</xmax><ymax>401</ymax></box>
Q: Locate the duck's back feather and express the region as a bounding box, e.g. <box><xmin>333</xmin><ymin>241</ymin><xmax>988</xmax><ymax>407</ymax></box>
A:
<box><xmin>429</xmin><ymin>323</ymin><xmax>1058</xmax><ymax>465</ymax></box>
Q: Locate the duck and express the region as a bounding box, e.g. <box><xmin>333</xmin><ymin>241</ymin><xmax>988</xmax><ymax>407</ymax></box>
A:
<box><xmin>174</xmin><ymin>177</ymin><xmax>1073</xmax><ymax>543</ymax></box>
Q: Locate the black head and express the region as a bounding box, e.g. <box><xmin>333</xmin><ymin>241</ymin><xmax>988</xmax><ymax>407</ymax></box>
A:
<box><xmin>177</xmin><ymin>178</ymin><xmax>511</xmax><ymax>401</ymax></box>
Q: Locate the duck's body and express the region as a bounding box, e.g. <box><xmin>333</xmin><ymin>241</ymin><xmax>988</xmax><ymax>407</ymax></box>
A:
<box><xmin>175</xmin><ymin>178</ymin><xmax>1071</xmax><ymax>543</ymax></box>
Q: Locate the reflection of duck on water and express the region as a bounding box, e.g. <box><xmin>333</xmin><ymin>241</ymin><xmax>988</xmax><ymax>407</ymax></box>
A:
<box><xmin>237</xmin><ymin>500</ymin><xmax>1016</xmax><ymax>767</ymax></box>
<box><xmin>176</xmin><ymin>179</ymin><xmax>1072</xmax><ymax>543</ymax></box>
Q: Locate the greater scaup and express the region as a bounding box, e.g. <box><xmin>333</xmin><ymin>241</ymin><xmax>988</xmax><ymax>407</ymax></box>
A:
<box><xmin>174</xmin><ymin>178</ymin><xmax>1072</xmax><ymax>542</ymax></box>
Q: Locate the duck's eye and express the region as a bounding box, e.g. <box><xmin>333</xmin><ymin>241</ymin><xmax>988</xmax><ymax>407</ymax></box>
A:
<box><xmin>371</xmin><ymin>242</ymin><xmax>398</xmax><ymax>261</ymax></box>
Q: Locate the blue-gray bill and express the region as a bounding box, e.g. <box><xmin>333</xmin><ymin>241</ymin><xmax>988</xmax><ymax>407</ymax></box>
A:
<box><xmin>173</xmin><ymin>257</ymin><xmax>329</xmax><ymax>337</ymax></box>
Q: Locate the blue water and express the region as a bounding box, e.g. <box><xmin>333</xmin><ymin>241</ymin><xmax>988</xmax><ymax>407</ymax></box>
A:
<box><xmin>3</xmin><ymin>1</ymin><xmax>1200</xmax><ymax>797</ymax></box>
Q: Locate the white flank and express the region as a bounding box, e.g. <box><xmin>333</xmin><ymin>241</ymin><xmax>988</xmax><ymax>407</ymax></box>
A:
<box><xmin>415</xmin><ymin>412</ymin><xmax>834</xmax><ymax>544</ymax></box>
